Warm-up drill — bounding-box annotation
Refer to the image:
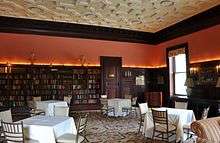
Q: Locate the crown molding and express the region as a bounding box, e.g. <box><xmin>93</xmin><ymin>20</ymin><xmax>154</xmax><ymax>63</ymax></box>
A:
<box><xmin>0</xmin><ymin>5</ymin><xmax>219</xmax><ymax>45</ymax></box>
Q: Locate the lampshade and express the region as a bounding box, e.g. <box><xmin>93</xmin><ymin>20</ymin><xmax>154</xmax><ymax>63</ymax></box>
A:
<box><xmin>216</xmin><ymin>77</ymin><xmax>220</xmax><ymax>87</ymax></box>
<box><xmin>101</xmin><ymin>94</ymin><xmax>107</xmax><ymax>99</ymax></box>
<box><xmin>184</xmin><ymin>78</ymin><xmax>194</xmax><ymax>87</ymax></box>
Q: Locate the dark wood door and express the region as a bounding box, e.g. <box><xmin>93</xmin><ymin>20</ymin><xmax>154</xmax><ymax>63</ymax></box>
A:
<box><xmin>100</xmin><ymin>56</ymin><xmax>122</xmax><ymax>99</ymax></box>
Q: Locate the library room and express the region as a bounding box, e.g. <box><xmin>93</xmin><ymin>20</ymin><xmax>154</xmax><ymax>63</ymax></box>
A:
<box><xmin>0</xmin><ymin>1</ymin><xmax>220</xmax><ymax>143</ymax></box>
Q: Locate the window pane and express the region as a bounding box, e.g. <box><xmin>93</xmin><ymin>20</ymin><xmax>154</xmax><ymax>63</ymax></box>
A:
<box><xmin>175</xmin><ymin>54</ymin><xmax>186</xmax><ymax>72</ymax></box>
<box><xmin>175</xmin><ymin>73</ymin><xmax>187</xmax><ymax>95</ymax></box>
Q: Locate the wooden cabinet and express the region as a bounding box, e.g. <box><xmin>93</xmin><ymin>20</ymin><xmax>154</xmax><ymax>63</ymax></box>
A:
<box><xmin>145</xmin><ymin>91</ymin><xmax>163</xmax><ymax>107</ymax></box>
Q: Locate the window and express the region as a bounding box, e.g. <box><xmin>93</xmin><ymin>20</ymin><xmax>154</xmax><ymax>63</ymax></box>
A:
<box><xmin>167</xmin><ymin>44</ymin><xmax>188</xmax><ymax>96</ymax></box>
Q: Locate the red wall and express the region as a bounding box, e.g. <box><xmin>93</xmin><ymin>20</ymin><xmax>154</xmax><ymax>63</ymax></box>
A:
<box><xmin>0</xmin><ymin>24</ymin><xmax>219</xmax><ymax>67</ymax></box>
<box><xmin>0</xmin><ymin>33</ymin><xmax>155</xmax><ymax>67</ymax></box>
<box><xmin>155</xmin><ymin>24</ymin><xmax>220</xmax><ymax>66</ymax></box>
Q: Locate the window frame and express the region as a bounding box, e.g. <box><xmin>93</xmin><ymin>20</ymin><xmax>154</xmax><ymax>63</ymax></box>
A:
<box><xmin>166</xmin><ymin>43</ymin><xmax>189</xmax><ymax>97</ymax></box>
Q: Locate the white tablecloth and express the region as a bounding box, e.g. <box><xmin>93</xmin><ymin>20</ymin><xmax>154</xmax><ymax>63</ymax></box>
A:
<box><xmin>108</xmin><ymin>98</ymin><xmax>131</xmax><ymax>117</ymax></box>
<box><xmin>36</xmin><ymin>100</ymin><xmax>68</xmax><ymax>116</ymax></box>
<box><xmin>143</xmin><ymin>107</ymin><xmax>196</xmax><ymax>141</ymax></box>
<box><xmin>21</xmin><ymin>115</ymin><xmax>77</xmax><ymax>143</ymax></box>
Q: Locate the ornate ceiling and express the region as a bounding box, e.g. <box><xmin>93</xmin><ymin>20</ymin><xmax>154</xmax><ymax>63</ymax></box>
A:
<box><xmin>0</xmin><ymin>0</ymin><xmax>219</xmax><ymax>33</ymax></box>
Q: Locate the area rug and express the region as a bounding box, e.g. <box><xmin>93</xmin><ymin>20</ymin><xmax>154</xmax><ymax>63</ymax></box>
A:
<box><xmin>71</xmin><ymin>112</ymin><xmax>167</xmax><ymax>143</ymax></box>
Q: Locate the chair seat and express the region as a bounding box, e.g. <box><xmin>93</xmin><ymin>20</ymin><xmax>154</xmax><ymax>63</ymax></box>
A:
<box><xmin>57</xmin><ymin>133</ymin><xmax>84</xmax><ymax>143</ymax></box>
<box><xmin>155</xmin><ymin>124</ymin><xmax>176</xmax><ymax>133</ymax></box>
<box><xmin>25</xmin><ymin>139</ymin><xmax>39</xmax><ymax>143</ymax></box>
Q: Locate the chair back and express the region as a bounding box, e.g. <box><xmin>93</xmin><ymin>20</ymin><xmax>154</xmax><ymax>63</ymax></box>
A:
<box><xmin>201</xmin><ymin>106</ymin><xmax>210</xmax><ymax>119</ymax></box>
<box><xmin>0</xmin><ymin>109</ymin><xmax>13</xmax><ymax>122</ymax></box>
<box><xmin>78</xmin><ymin>113</ymin><xmax>88</xmax><ymax>134</ymax></box>
<box><xmin>54</xmin><ymin>106</ymin><xmax>69</xmax><ymax>116</ymax></box>
<box><xmin>33</xmin><ymin>96</ymin><xmax>41</xmax><ymax>101</ymax></box>
<box><xmin>100</xmin><ymin>98</ymin><xmax>108</xmax><ymax>108</ymax></box>
<box><xmin>28</xmin><ymin>96</ymin><xmax>42</xmax><ymax>109</ymax></box>
<box><xmin>175</xmin><ymin>101</ymin><xmax>188</xmax><ymax>109</ymax></box>
<box><xmin>64</xmin><ymin>96</ymin><xmax>72</xmax><ymax>105</ymax></box>
<box><xmin>151</xmin><ymin>109</ymin><xmax>168</xmax><ymax>126</ymax></box>
<box><xmin>1</xmin><ymin>120</ymin><xmax>24</xmax><ymax>143</ymax></box>
<box><xmin>139</xmin><ymin>103</ymin><xmax>148</xmax><ymax>115</ymax></box>
<box><xmin>131</xmin><ymin>97</ymin><xmax>137</xmax><ymax>106</ymax></box>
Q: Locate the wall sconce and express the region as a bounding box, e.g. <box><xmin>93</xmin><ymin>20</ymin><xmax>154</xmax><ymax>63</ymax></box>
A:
<box><xmin>216</xmin><ymin>65</ymin><xmax>220</xmax><ymax>73</ymax></box>
<box><xmin>190</xmin><ymin>67</ymin><xmax>198</xmax><ymax>74</ymax></box>
<box><xmin>5</xmin><ymin>62</ymin><xmax>12</xmax><ymax>73</ymax></box>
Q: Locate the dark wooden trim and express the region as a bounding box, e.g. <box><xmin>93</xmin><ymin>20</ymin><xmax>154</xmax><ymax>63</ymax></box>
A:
<box><xmin>0</xmin><ymin>16</ymin><xmax>155</xmax><ymax>44</ymax></box>
<box><xmin>155</xmin><ymin>5</ymin><xmax>220</xmax><ymax>43</ymax></box>
<box><xmin>0</xmin><ymin>5</ymin><xmax>219</xmax><ymax>44</ymax></box>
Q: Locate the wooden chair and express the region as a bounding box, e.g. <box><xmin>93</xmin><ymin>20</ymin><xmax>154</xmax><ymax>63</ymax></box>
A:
<box><xmin>54</xmin><ymin>106</ymin><xmax>69</xmax><ymax>117</ymax></box>
<box><xmin>78</xmin><ymin>113</ymin><xmax>89</xmax><ymax>142</ymax></box>
<box><xmin>151</xmin><ymin>109</ymin><xmax>177</xmax><ymax>142</ymax></box>
<box><xmin>56</xmin><ymin>114</ymin><xmax>88</xmax><ymax>143</ymax></box>
<box><xmin>122</xmin><ymin>97</ymin><xmax>138</xmax><ymax>116</ymax></box>
<box><xmin>100</xmin><ymin>98</ymin><xmax>115</xmax><ymax>116</ymax></box>
<box><xmin>1</xmin><ymin>120</ymin><xmax>39</xmax><ymax>143</ymax></box>
<box><xmin>138</xmin><ymin>103</ymin><xmax>148</xmax><ymax>133</ymax></box>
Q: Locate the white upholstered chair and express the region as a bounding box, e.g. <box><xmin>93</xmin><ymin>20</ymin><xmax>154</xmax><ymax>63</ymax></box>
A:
<box><xmin>56</xmin><ymin>114</ymin><xmax>88</xmax><ymax>143</ymax></box>
<box><xmin>64</xmin><ymin>96</ymin><xmax>72</xmax><ymax>106</ymax></box>
<box><xmin>138</xmin><ymin>103</ymin><xmax>149</xmax><ymax>133</ymax></box>
<box><xmin>0</xmin><ymin>109</ymin><xmax>13</xmax><ymax>122</ymax></box>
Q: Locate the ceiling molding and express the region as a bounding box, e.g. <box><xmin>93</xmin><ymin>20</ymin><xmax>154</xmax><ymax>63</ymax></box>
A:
<box><xmin>0</xmin><ymin>16</ymin><xmax>155</xmax><ymax>44</ymax></box>
<box><xmin>155</xmin><ymin>4</ymin><xmax>220</xmax><ymax>44</ymax></box>
<box><xmin>0</xmin><ymin>5</ymin><xmax>219</xmax><ymax>45</ymax></box>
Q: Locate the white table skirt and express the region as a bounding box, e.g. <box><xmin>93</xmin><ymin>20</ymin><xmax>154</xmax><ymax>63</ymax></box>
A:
<box><xmin>21</xmin><ymin>115</ymin><xmax>77</xmax><ymax>143</ymax></box>
<box><xmin>143</xmin><ymin>107</ymin><xmax>196</xmax><ymax>142</ymax></box>
<box><xmin>108</xmin><ymin>98</ymin><xmax>131</xmax><ymax>117</ymax></box>
<box><xmin>36</xmin><ymin>100</ymin><xmax>68</xmax><ymax>116</ymax></box>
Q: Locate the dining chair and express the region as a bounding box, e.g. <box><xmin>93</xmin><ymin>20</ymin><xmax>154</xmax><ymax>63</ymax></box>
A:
<box><xmin>183</xmin><ymin>106</ymin><xmax>210</xmax><ymax>139</ymax></box>
<box><xmin>138</xmin><ymin>103</ymin><xmax>148</xmax><ymax>133</ymax></box>
<box><xmin>0</xmin><ymin>109</ymin><xmax>13</xmax><ymax>122</ymax></box>
<box><xmin>122</xmin><ymin>97</ymin><xmax>138</xmax><ymax>116</ymax></box>
<box><xmin>1</xmin><ymin>120</ymin><xmax>39</xmax><ymax>143</ymax></box>
<box><xmin>100</xmin><ymin>97</ymin><xmax>115</xmax><ymax>116</ymax></box>
<box><xmin>64</xmin><ymin>96</ymin><xmax>72</xmax><ymax>106</ymax></box>
<box><xmin>78</xmin><ymin>113</ymin><xmax>89</xmax><ymax>142</ymax></box>
<box><xmin>54</xmin><ymin>106</ymin><xmax>69</xmax><ymax>116</ymax></box>
<box><xmin>151</xmin><ymin>109</ymin><xmax>177</xmax><ymax>142</ymax></box>
<box><xmin>175</xmin><ymin>101</ymin><xmax>188</xmax><ymax>109</ymax></box>
<box><xmin>28</xmin><ymin>96</ymin><xmax>45</xmax><ymax>116</ymax></box>
<box><xmin>56</xmin><ymin>115</ymin><xmax>87</xmax><ymax>143</ymax></box>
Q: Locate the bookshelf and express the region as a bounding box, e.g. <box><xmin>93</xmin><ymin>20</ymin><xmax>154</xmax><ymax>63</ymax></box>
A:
<box><xmin>0</xmin><ymin>64</ymin><xmax>101</xmax><ymax>110</ymax></box>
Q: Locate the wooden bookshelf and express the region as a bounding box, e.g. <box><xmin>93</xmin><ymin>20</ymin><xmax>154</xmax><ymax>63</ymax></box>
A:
<box><xmin>0</xmin><ymin>64</ymin><xmax>101</xmax><ymax>110</ymax></box>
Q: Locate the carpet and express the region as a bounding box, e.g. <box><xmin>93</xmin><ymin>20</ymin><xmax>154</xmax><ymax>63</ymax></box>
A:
<box><xmin>71</xmin><ymin>112</ymin><xmax>169</xmax><ymax>143</ymax></box>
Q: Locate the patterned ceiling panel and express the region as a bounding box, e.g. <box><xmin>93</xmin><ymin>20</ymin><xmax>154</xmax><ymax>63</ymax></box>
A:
<box><xmin>0</xmin><ymin>0</ymin><xmax>219</xmax><ymax>33</ymax></box>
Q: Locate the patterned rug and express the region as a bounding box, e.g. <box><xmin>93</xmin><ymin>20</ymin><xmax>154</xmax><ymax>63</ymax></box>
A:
<box><xmin>71</xmin><ymin>112</ymin><xmax>168</xmax><ymax>143</ymax></box>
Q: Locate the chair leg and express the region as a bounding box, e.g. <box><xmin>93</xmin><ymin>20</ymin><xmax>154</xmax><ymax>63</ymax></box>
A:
<box><xmin>152</xmin><ymin>129</ymin><xmax>155</xmax><ymax>141</ymax></box>
<box><xmin>166</xmin><ymin>132</ymin><xmax>169</xmax><ymax>143</ymax></box>
<box><xmin>138</xmin><ymin>117</ymin><xmax>142</xmax><ymax>133</ymax></box>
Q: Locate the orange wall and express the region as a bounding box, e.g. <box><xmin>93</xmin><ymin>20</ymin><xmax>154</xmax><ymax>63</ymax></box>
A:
<box><xmin>155</xmin><ymin>24</ymin><xmax>220</xmax><ymax>66</ymax></box>
<box><xmin>0</xmin><ymin>24</ymin><xmax>219</xmax><ymax>67</ymax></box>
<box><xmin>0</xmin><ymin>33</ymin><xmax>155</xmax><ymax>67</ymax></box>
